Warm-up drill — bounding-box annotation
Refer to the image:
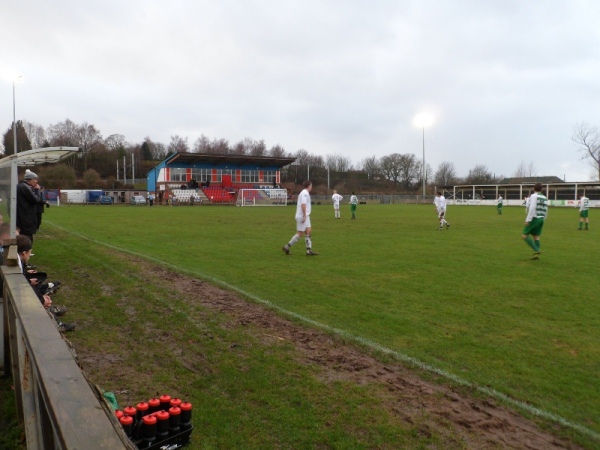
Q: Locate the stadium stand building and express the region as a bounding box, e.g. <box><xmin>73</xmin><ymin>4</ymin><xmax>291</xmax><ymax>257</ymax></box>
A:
<box><xmin>146</xmin><ymin>152</ymin><xmax>296</xmax><ymax>204</ymax></box>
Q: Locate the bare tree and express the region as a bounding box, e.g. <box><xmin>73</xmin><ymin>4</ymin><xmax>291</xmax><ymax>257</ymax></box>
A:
<box><xmin>269</xmin><ymin>144</ymin><xmax>287</xmax><ymax>158</ymax></box>
<box><xmin>193</xmin><ymin>134</ymin><xmax>211</xmax><ymax>153</ymax></box>
<box><xmin>248</xmin><ymin>139</ymin><xmax>266</xmax><ymax>156</ymax></box>
<box><xmin>211</xmin><ymin>138</ymin><xmax>230</xmax><ymax>154</ymax></box>
<box><xmin>326</xmin><ymin>154</ymin><xmax>352</xmax><ymax>172</ymax></box>
<box><xmin>380</xmin><ymin>153</ymin><xmax>403</xmax><ymax>187</ymax></box>
<box><xmin>47</xmin><ymin>118</ymin><xmax>80</xmax><ymax>147</ymax></box>
<box><xmin>397</xmin><ymin>153</ymin><xmax>420</xmax><ymax>188</ymax></box>
<box><xmin>361</xmin><ymin>155</ymin><xmax>380</xmax><ymax>179</ymax></box>
<box><xmin>572</xmin><ymin>123</ymin><xmax>600</xmax><ymax>180</ymax></box>
<box><xmin>294</xmin><ymin>149</ymin><xmax>310</xmax><ymax>165</ymax></box>
<box><xmin>323</xmin><ymin>154</ymin><xmax>351</xmax><ymax>186</ymax></box>
<box><xmin>77</xmin><ymin>123</ymin><xmax>103</xmax><ymax>171</ymax></box>
<box><xmin>467</xmin><ymin>164</ymin><xmax>494</xmax><ymax>184</ymax></box>
<box><xmin>231</xmin><ymin>140</ymin><xmax>247</xmax><ymax>155</ymax></box>
<box><xmin>150</xmin><ymin>142</ymin><xmax>166</xmax><ymax>160</ymax></box>
<box><xmin>513</xmin><ymin>160</ymin><xmax>537</xmax><ymax>178</ymax></box>
<box><xmin>168</xmin><ymin>135</ymin><xmax>189</xmax><ymax>154</ymax></box>
<box><xmin>307</xmin><ymin>154</ymin><xmax>325</xmax><ymax>168</ymax></box>
<box><xmin>434</xmin><ymin>162</ymin><xmax>457</xmax><ymax>186</ymax></box>
<box><xmin>284</xmin><ymin>149</ymin><xmax>315</xmax><ymax>183</ymax></box>
<box><xmin>23</xmin><ymin>121</ymin><xmax>46</xmax><ymax>148</ymax></box>
<box><xmin>325</xmin><ymin>154</ymin><xmax>337</xmax><ymax>171</ymax></box>
<box><xmin>425</xmin><ymin>163</ymin><xmax>433</xmax><ymax>187</ymax></box>
<box><xmin>105</xmin><ymin>134</ymin><xmax>127</xmax><ymax>152</ymax></box>
<box><xmin>229</xmin><ymin>138</ymin><xmax>264</xmax><ymax>156</ymax></box>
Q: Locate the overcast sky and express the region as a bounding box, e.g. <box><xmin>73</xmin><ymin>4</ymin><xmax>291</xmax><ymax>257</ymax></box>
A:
<box><xmin>2</xmin><ymin>0</ymin><xmax>600</xmax><ymax>181</ymax></box>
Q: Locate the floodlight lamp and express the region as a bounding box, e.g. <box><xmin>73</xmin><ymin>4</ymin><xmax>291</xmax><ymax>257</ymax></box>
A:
<box><xmin>413</xmin><ymin>113</ymin><xmax>434</xmax><ymax>128</ymax></box>
<box><xmin>1</xmin><ymin>70</ymin><xmax>22</xmax><ymax>83</ymax></box>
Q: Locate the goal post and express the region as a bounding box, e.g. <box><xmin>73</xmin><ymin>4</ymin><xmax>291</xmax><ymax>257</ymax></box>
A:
<box><xmin>236</xmin><ymin>188</ymin><xmax>288</xmax><ymax>206</ymax></box>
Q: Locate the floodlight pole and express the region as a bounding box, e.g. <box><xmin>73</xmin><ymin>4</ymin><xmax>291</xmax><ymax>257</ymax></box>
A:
<box><xmin>13</xmin><ymin>79</ymin><xmax>17</xmax><ymax>155</ymax></box>
<box><xmin>10</xmin><ymin>77</ymin><xmax>21</xmax><ymax>238</ymax></box>
<box><xmin>414</xmin><ymin>113</ymin><xmax>433</xmax><ymax>198</ymax></box>
<box><xmin>421</xmin><ymin>126</ymin><xmax>426</xmax><ymax>197</ymax></box>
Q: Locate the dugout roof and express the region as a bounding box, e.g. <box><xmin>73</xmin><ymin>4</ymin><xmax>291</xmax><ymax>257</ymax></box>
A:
<box><xmin>0</xmin><ymin>146</ymin><xmax>81</xmax><ymax>168</ymax></box>
<box><xmin>165</xmin><ymin>152</ymin><xmax>296</xmax><ymax>168</ymax></box>
<box><xmin>0</xmin><ymin>146</ymin><xmax>81</xmax><ymax>242</ymax></box>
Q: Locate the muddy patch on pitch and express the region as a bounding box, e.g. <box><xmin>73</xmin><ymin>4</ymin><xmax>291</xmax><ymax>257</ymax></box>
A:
<box><xmin>129</xmin><ymin>259</ymin><xmax>582</xmax><ymax>449</ymax></box>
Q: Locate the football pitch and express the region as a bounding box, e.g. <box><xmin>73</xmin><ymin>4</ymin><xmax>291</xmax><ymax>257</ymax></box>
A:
<box><xmin>38</xmin><ymin>203</ymin><xmax>599</xmax><ymax>446</ymax></box>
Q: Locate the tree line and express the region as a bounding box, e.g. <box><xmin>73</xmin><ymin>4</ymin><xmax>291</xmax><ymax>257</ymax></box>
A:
<box><xmin>1</xmin><ymin>118</ymin><xmax>551</xmax><ymax>191</ymax></box>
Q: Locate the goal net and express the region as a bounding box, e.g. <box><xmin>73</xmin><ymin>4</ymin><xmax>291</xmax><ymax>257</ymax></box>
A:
<box><xmin>236</xmin><ymin>188</ymin><xmax>288</xmax><ymax>206</ymax></box>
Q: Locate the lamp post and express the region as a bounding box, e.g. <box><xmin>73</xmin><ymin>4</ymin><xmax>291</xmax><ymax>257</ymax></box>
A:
<box><xmin>12</xmin><ymin>75</ymin><xmax>22</xmax><ymax>154</ymax></box>
<box><xmin>7</xmin><ymin>74</ymin><xmax>22</xmax><ymax>238</ymax></box>
<box><xmin>413</xmin><ymin>113</ymin><xmax>434</xmax><ymax>197</ymax></box>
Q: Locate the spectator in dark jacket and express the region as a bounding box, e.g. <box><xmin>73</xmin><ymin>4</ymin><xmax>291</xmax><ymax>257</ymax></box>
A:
<box><xmin>17</xmin><ymin>170</ymin><xmax>41</xmax><ymax>242</ymax></box>
<box><xmin>34</xmin><ymin>186</ymin><xmax>49</xmax><ymax>230</ymax></box>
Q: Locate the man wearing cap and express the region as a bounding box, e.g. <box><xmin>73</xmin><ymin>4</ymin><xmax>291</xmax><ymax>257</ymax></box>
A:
<box><xmin>17</xmin><ymin>170</ymin><xmax>41</xmax><ymax>242</ymax></box>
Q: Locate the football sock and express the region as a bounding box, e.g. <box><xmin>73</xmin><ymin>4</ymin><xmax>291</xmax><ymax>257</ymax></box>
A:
<box><xmin>305</xmin><ymin>234</ymin><xmax>312</xmax><ymax>249</ymax></box>
<box><xmin>534</xmin><ymin>240</ymin><xmax>541</xmax><ymax>252</ymax></box>
<box><xmin>524</xmin><ymin>236</ymin><xmax>536</xmax><ymax>250</ymax></box>
<box><xmin>288</xmin><ymin>234</ymin><xmax>300</xmax><ymax>247</ymax></box>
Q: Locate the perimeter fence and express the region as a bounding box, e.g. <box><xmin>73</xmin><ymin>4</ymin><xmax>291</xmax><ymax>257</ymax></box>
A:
<box><xmin>1</xmin><ymin>249</ymin><xmax>132</xmax><ymax>449</ymax></box>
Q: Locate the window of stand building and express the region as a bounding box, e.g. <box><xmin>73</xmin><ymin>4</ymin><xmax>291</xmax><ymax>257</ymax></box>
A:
<box><xmin>170</xmin><ymin>168</ymin><xmax>186</xmax><ymax>182</ymax></box>
<box><xmin>241</xmin><ymin>170</ymin><xmax>261</xmax><ymax>183</ymax></box>
<box><xmin>264</xmin><ymin>171</ymin><xmax>276</xmax><ymax>183</ymax></box>
<box><xmin>195</xmin><ymin>168</ymin><xmax>212</xmax><ymax>183</ymax></box>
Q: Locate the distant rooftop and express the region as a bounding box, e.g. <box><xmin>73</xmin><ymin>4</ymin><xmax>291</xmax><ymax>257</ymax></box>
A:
<box><xmin>165</xmin><ymin>152</ymin><xmax>296</xmax><ymax>168</ymax></box>
<box><xmin>498</xmin><ymin>176</ymin><xmax>564</xmax><ymax>184</ymax></box>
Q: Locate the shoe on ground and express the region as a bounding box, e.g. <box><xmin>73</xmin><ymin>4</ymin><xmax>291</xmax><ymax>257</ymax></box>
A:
<box><xmin>48</xmin><ymin>305</ymin><xmax>67</xmax><ymax>317</ymax></box>
<box><xmin>282</xmin><ymin>245</ymin><xmax>290</xmax><ymax>255</ymax></box>
<box><xmin>531</xmin><ymin>253</ymin><xmax>540</xmax><ymax>260</ymax></box>
<box><xmin>306</xmin><ymin>250</ymin><xmax>319</xmax><ymax>256</ymax></box>
<box><xmin>437</xmin><ymin>227</ymin><xmax>443</xmax><ymax>231</ymax></box>
<box><xmin>57</xmin><ymin>322</ymin><xmax>76</xmax><ymax>332</ymax></box>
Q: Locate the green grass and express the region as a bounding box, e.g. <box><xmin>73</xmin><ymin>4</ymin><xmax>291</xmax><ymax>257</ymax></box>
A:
<box><xmin>0</xmin><ymin>376</ymin><xmax>24</xmax><ymax>450</ymax></box>
<box><xmin>31</xmin><ymin>203</ymin><xmax>600</xmax><ymax>447</ymax></box>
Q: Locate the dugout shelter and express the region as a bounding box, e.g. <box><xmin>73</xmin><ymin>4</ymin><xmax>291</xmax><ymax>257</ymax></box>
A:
<box><xmin>0</xmin><ymin>147</ymin><xmax>81</xmax><ymax>243</ymax></box>
<box><xmin>437</xmin><ymin>179</ymin><xmax>600</xmax><ymax>207</ymax></box>
<box><xmin>146</xmin><ymin>152</ymin><xmax>296</xmax><ymax>204</ymax></box>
